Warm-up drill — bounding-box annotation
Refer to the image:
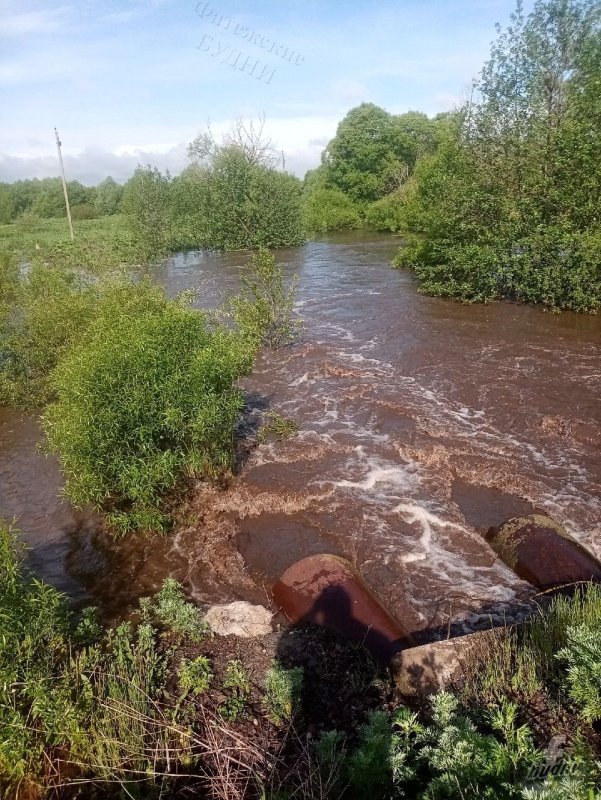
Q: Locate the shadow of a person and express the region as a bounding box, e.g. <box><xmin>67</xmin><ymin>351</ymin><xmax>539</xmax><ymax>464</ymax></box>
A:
<box><xmin>299</xmin><ymin>584</ymin><xmax>408</xmax><ymax>663</ymax></box>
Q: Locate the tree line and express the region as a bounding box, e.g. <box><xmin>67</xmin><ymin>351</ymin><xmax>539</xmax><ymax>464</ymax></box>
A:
<box><xmin>0</xmin><ymin>175</ymin><xmax>123</xmax><ymax>223</ymax></box>
<box><xmin>305</xmin><ymin>0</ymin><xmax>601</xmax><ymax>312</ymax></box>
<box><xmin>2</xmin><ymin>0</ymin><xmax>599</xmax><ymax>311</ymax></box>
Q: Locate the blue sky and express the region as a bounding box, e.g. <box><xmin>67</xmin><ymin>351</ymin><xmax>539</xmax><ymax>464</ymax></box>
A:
<box><xmin>0</xmin><ymin>0</ymin><xmax>530</xmax><ymax>184</ymax></box>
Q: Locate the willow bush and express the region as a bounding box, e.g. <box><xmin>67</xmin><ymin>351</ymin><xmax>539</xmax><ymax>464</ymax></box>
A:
<box><xmin>301</xmin><ymin>186</ymin><xmax>362</xmax><ymax>233</ymax></box>
<box><xmin>0</xmin><ymin>238</ymin><xmax>139</xmax><ymax>407</ymax></box>
<box><xmin>394</xmin><ymin>0</ymin><xmax>601</xmax><ymax>312</ymax></box>
<box><xmin>43</xmin><ymin>283</ymin><xmax>253</xmax><ymax>533</ymax></box>
<box><xmin>230</xmin><ymin>248</ymin><xmax>301</xmax><ymax>349</ymax></box>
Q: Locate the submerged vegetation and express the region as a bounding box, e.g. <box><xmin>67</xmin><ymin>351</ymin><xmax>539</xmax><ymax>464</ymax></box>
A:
<box><xmin>0</xmin><ymin>519</ymin><xmax>599</xmax><ymax>798</ymax></box>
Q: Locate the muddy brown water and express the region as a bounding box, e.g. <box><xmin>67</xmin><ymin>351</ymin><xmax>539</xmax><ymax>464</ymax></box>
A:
<box><xmin>1</xmin><ymin>233</ymin><xmax>600</xmax><ymax>635</ymax></box>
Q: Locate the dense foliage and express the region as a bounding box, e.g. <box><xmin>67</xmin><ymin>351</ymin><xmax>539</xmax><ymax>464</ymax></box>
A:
<box><xmin>117</xmin><ymin>127</ymin><xmax>305</xmax><ymax>258</ymax></box>
<box><xmin>301</xmin><ymin>184</ymin><xmax>362</xmax><ymax>233</ymax></box>
<box><xmin>394</xmin><ymin>0</ymin><xmax>601</xmax><ymax>311</ymax></box>
<box><xmin>179</xmin><ymin>125</ymin><xmax>305</xmax><ymax>251</ymax></box>
<box><xmin>121</xmin><ymin>165</ymin><xmax>173</xmax><ymax>261</ymax></box>
<box><xmin>0</xmin><ymin>239</ymin><xmax>137</xmax><ymax>406</ymax></box>
<box><xmin>0</xmin><ymin>521</ymin><xmax>199</xmax><ymax>795</ymax></box>
<box><xmin>321</xmin><ymin>105</ymin><xmax>441</xmax><ymax>205</ymax></box>
<box><xmin>1</xmin><ymin>235</ymin><xmax>299</xmax><ymax>534</ymax></box>
<box><xmin>300</xmin><ymin>105</ymin><xmax>451</xmax><ymax>234</ymax></box>
<box><xmin>43</xmin><ymin>283</ymin><xmax>253</xmax><ymax>532</ymax></box>
<box><xmin>0</xmin><ymin>176</ymin><xmax>120</xmax><ymax>224</ymax></box>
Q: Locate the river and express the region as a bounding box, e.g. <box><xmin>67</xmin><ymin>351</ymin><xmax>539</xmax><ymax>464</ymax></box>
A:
<box><xmin>1</xmin><ymin>232</ymin><xmax>600</xmax><ymax>636</ymax></box>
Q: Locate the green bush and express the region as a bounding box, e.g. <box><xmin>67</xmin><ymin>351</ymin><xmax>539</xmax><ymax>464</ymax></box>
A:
<box><xmin>121</xmin><ymin>165</ymin><xmax>172</xmax><ymax>262</ymax></box>
<box><xmin>264</xmin><ymin>661</ymin><xmax>303</xmax><ymax>724</ymax></box>
<box><xmin>220</xmin><ymin>659</ymin><xmax>251</xmax><ymax>721</ymax></box>
<box><xmin>301</xmin><ymin>186</ymin><xmax>362</xmax><ymax>233</ymax></box>
<box><xmin>70</xmin><ymin>203</ymin><xmax>98</xmax><ymax>221</ymax></box>
<box><xmin>141</xmin><ymin>577</ymin><xmax>209</xmax><ymax>641</ymax></box>
<box><xmin>0</xmin><ymin>259</ymin><xmax>150</xmax><ymax>407</ymax></box>
<box><xmin>43</xmin><ymin>283</ymin><xmax>253</xmax><ymax>532</ymax></box>
<box><xmin>0</xmin><ymin>524</ymin><xmax>204</xmax><ymax>794</ymax></box>
<box><xmin>178</xmin><ymin>656</ymin><xmax>212</xmax><ymax>696</ymax></box>
<box><xmin>365</xmin><ymin>191</ymin><xmax>407</xmax><ymax>232</ymax></box>
<box><xmin>0</xmin><ymin>521</ymin><xmax>77</xmax><ymax>791</ymax></box>
<box><xmin>393</xmin><ymin>1</ymin><xmax>601</xmax><ymax>312</ymax></box>
<box><xmin>230</xmin><ymin>248</ymin><xmax>301</xmax><ymax>349</ymax></box>
<box><xmin>202</xmin><ymin>150</ymin><xmax>305</xmax><ymax>250</ymax></box>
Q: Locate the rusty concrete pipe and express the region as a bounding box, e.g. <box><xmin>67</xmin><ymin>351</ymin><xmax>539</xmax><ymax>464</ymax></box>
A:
<box><xmin>487</xmin><ymin>514</ymin><xmax>601</xmax><ymax>591</ymax></box>
<box><xmin>273</xmin><ymin>553</ymin><xmax>414</xmax><ymax>661</ymax></box>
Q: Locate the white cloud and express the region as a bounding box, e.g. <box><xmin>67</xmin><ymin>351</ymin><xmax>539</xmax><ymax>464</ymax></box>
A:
<box><xmin>0</xmin><ymin>115</ymin><xmax>338</xmax><ymax>184</ymax></box>
<box><xmin>0</xmin><ymin>7</ymin><xmax>68</xmax><ymax>37</ymax></box>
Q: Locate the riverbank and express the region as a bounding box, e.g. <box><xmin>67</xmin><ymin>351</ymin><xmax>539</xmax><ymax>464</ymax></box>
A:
<box><xmin>2</xmin><ymin>516</ymin><xmax>599</xmax><ymax>799</ymax></box>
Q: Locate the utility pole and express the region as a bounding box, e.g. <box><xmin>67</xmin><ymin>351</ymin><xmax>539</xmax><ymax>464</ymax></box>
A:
<box><xmin>54</xmin><ymin>127</ymin><xmax>74</xmax><ymax>240</ymax></box>
<box><xmin>281</xmin><ymin>149</ymin><xmax>286</xmax><ymax>171</ymax></box>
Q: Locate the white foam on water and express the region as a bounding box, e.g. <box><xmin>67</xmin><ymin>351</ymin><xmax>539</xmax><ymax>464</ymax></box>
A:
<box><xmin>336</xmin><ymin>465</ymin><xmax>416</xmax><ymax>493</ymax></box>
<box><xmin>290</xmin><ymin>372</ymin><xmax>309</xmax><ymax>387</ymax></box>
<box><xmin>382</xmin><ymin>500</ymin><xmax>524</xmax><ymax>603</ymax></box>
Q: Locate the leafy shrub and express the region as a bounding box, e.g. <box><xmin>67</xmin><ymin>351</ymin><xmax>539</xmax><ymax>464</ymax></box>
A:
<box><xmin>184</xmin><ymin>126</ymin><xmax>305</xmax><ymax>251</ymax></box>
<box><xmin>230</xmin><ymin>248</ymin><xmax>301</xmax><ymax>349</ymax></box>
<box><xmin>43</xmin><ymin>283</ymin><xmax>253</xmax><ymax>532</ymax></box>
<box><xmin>94</xmin><ymin>176</ymin><xmax>123</xmax><ymax>216</ymax></box>
<box><xmin>141</xmin><ymin>578</ymin><xmax>209</xmax><ymax>642</ymax></box>
<box><xmin>347</xmin><ymin>710</ymin><xmax>395</xmax><ymax>795</ymax></box>
<box><xmin>301</xmin><ymin>186</ymin><xmax>362</xmax><ymax>233</ymax></box>
<box><xmin>264</xmin><ymin>661</ymin><xmax>303</xmax><ymax>724</ymax></box>
<box><xmin>70</xmin><ymin>202</ymin><xmax>98</xmax><ymax>221</ymax></box>
<box><xmin>84</xmin><ymin>621</ymin><xmax>172</xmax><ymax>783</ymax></box>
<box><xmin>0</xmin><ymin>242</ymin><xmax>138</xmax><ymax>407</ymax></box>
<box><xmin>0</xmin><ymin>521</ymin><xmax>77</xmax><ymax>790</ymax></box>
<box><xmin>393</xmin><ymin>1</ymin><xmax>601</xmax><ymax>312</ymax></box>
<box><xmin>179</xmin><ymin>656</ymin><xmax>213</xmax><ymax>695</ymax></box>
<box><xmin>0</xmin><ymin>523</ymin><xmax>186</xmax><ymax>793</ymax></box>
<box><xmin>365</xmin><ymin>191</ymin><xmax>407</xmax><ymax>232</ymax></box>
<box><xmin>121</xmin><ymin>165</ymin><xmax>172</xmax><ymax>262</ymax></box>
<box><xmin>220</xmin><ymin>659</ymin><xmax>251</xmax><ymax>721</ymax></box>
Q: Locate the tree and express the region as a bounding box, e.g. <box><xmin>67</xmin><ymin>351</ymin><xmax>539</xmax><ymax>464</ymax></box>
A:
<box><xmin>188</xmin><ymin>115</ymin><xmax>277</xmax><ymax>168</ymax></box>
<box><xmin>301</xmin><ymin>185</ymin><xmax>362</xmax><ymax>232</ymax></box>
<box><xmin>183</xmin><ymin>120</ymin><xmax>304</xmax><ymax>250</ymax></box>
<box><xmin>121</xmin><ymin>166</ymin><xmax>172</xmax><ymax>261</ymax></box>
<box><xmin>395</xmin><ymin>0</ymin><xmax>601</xmax><ymax>312</ymax></box>
<box><xmin>0</xmin><ymin>184</ymin><xmax>15</xmax><ymax>224</ymax></box>
<box><xmin>94</xmin><ymin>177</ymin><xmax>123</xmax><ymax>216</ymax></box>
<box><xmin>30</xmin><ymin>180</ymin><xmax>92</xmax><ymax>218</ymax></box>
<box><xmin>321</xmin><ymin>104</ymin><xmax>441</xmax><ymax>205</ymax></box>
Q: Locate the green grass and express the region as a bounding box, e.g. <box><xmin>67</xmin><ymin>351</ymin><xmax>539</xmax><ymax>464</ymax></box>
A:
<box><xmin>463</xmin><ymin>584</ymin><xmax>601</xmax><ymax>707</ymax></box>
<box><xmin>0</xmin><ymin>213</ymin><xmax>127</xmax><ymax>250</ymax></box>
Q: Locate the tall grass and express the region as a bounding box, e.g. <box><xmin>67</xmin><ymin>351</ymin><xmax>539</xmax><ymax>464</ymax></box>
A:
<box><xmin>464</xmin><ymin>584</ymin><xmax>601</xmax><ymax>707</ymax></box>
